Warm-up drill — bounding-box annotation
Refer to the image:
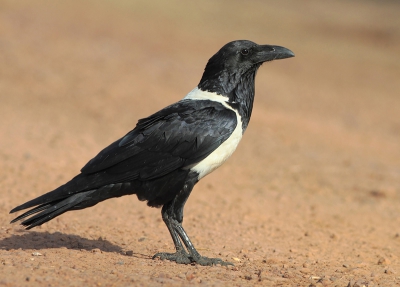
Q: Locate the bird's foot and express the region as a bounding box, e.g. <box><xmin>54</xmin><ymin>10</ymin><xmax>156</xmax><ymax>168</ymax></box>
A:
<box><xmin>192</xmin><ymin>255</ymin><xmax>234</xmax><ymax>266</ymax></box>
<box><xmin>152</xmin><ymin>249</ymin><xmax>192</xmax><ymax>264</ymax></box>
<box><xmin>153</xmin><ymin>250</ymin><xmax>233</xmax><ymax>266</ymax></box>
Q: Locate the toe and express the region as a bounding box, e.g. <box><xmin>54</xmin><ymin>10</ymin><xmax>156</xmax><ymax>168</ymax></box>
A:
<box><xmin>193</xmin><ymin>256</ymin><xmax>234</xmax><ymax>266</ymax></box>
<box><xmin>152</xmin><ymin>251</ymin><xmax>192</xmax><ymax>264</ymax></box>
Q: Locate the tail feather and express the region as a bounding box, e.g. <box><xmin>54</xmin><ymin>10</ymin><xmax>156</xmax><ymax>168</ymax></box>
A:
<box><xmin>9</xmin><ymin>192</ymin><xmax>62</xmax><ymax>214</ymax></box>
<box><xmin>10</xmin><ymin>202</ymin><xmax>60</xmax><ymax>224</ymax></box>
<box><xmin>11</xmin><ymin>190</ymin><xmax>96</xmax><ymax>230</ymax></box>
<box><xmin>9</xmin><ymin>177</ymin><xmax>83</xmax><ymax>214</ymax></box>
<box><xmin>10</xmin><ymin>183</ymin><xmax>134</xmax><ymax>229</ymax></box>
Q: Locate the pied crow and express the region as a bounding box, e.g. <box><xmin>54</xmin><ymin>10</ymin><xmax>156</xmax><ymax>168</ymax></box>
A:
<box><xmin>10</xmin><ymin>40</ymin><xmax>294</xmax><ymax>266</ymax></box>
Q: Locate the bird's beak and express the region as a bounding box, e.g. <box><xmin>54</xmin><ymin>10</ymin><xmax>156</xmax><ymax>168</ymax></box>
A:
<box><xmin>256</xmin><ymin>45</ymin><xmax>295</xmax><ymax>63</ymax></box>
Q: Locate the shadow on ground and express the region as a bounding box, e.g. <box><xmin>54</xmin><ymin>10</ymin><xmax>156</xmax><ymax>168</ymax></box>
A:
<box><xmin>0</xmin><ymin>231</ymin><xmax>123</xmax><ymax>253</ymax></box>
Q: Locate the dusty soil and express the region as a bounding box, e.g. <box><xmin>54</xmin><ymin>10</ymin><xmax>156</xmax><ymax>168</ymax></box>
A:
<box><xmin>1</xmin><ymin>0</ymin><xmax>399</xmax><ymax>286</ymax></box>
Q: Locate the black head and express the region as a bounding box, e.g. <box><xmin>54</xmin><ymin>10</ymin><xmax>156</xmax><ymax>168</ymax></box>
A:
<box><xmin>198</xmin><ymin>40</ymin><xmax>294</xmax><ymax>96</ymax></box>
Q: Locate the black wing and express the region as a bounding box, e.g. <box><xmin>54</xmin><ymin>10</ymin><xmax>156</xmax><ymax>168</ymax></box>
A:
<box><xmin>81</xmin><ymin>99</ymin><xmax>237</xmax><ymax>178</ymax></box>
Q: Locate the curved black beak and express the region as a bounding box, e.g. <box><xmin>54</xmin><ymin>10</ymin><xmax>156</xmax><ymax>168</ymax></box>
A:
<box><xmin>256</xmin><ymin>45</ymin><xmax>295</xmax><ymax>63</ymax></box>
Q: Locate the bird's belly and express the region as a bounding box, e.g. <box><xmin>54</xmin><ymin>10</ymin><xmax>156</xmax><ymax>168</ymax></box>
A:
<box><xmin>190</xmin><ymin>118</ymin><xmax>243</xmax><ymax>180</ymax></box>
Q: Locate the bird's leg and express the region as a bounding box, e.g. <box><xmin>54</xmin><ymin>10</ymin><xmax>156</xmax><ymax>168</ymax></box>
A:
<box><xmin>172</xmin><ymin>214</ymin><xmax>233</xmax><ymax>266</ymax></box>
<box><xmin>153</xmin><ymin>173</ymin><xmax>233</xmax><ymax>266</ymax></box>
<box><xmin>152</xmin><ymin>203</ymin><xmax>191</xmax><ymax>264</ymax></box>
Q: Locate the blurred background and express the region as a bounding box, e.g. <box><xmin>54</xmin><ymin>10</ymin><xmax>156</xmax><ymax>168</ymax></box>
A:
<box><xmin>0</xmin><ymin>0</ymin><xmax>399</xmax><ymax>285</ymax></box>
<box><xmin>1</xmin><ymin>0</ymin><xmax>398</xmax><ymax>204</ymax></box>
<box><xmin>1</xmin><ymin>0</ymin><xmax>399</xmax><ymax>160</ymax></box>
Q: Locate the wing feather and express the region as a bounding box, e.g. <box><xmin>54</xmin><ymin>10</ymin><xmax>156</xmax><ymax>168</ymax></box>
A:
<box><xmin>81</xmin><ymin>100</ymin><xmax>237</xmax><ymax>179</ymax></box>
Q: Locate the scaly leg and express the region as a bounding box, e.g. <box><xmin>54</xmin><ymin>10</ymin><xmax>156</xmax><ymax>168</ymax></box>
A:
<box><xmin>153</xmin><ymin>173</ymin><xmax>233</xmax><ymax>266</ymax></box>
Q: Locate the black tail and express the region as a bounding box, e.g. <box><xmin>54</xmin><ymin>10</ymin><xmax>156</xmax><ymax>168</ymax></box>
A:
<box><xmin>10</xmin><ymin>181</ymin><xmax>136</xmax><ymax>229</ymax></box>
<box><xmin>10</xmin><ymin>190</ymin><xmax>97</xmax><ymax>229</ymax></box>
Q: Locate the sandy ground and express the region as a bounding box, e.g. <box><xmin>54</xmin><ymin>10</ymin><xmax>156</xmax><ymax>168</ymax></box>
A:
<box><xmin>1</xmin><ymin>0</ymin><xmax>400</xmax><ymax>286</ymax></box>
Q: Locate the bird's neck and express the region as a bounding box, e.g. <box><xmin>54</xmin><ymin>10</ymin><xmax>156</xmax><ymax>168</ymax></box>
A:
<box><xmin>226</xmin><ymin>68</ymin><xmax>258</xmax><ymax>131</ymax></box>
<box><xmin>198</xmin><ymin>65</ymin><xmax>259</xmax><ymax>132</ymax></box>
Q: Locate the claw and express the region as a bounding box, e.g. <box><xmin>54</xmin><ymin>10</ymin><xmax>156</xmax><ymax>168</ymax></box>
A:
<box><xmin>153</xmin><ymin>250</ymin><xmax>233</xmax><ymax>266</ymax></box>
<box><xmin>194</xmin><ymin>256</ymin><xmax>234</xmax><ymax>266</ymax></box>
<box><xmin>153</xmin><ymin>249</ymin><xmax>192</xmax><ymax>264</ymax></box>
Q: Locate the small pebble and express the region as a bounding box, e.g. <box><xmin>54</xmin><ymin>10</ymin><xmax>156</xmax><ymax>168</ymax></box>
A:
<box><xmin>300</xmin><ymin>268</ymin><xmax>310</xmax><ymax>274</ymax></box>
<box><xmin>384</xmin><ymin>268</ymin><xmax>394</xmax><ymax>275</ymax></box>
<box><xmin>330</xmin><ymin>233</ymin><xmax>339</xmax><ymax>239</ymax></box>
<box><xmin>186</xmin><ymin>271</ymin><xmax>195</xmax><ymax>281</ymax></box>
<box><xmin>378</xmin><ymin>257</ymin><xmax>390</xmax><ymax>265</ymax></box>
<box><xmin>353</xmin><ymin>280</ymin><xmax>368</xmax><ymax>287</ymax></box>
<box><xmin>309</xmin><ymin>276</ymin><xmax>321</xmax><ymax>280</ymax></box>
<box><xmin>232</xmin><ymin>257</ymin><xmax>241</xmax><ymax>262</ymax></box>
<box><xmin>244</xmin><ymin>274</ymin><xmax>252</xmax><ymax>280</ymax></box>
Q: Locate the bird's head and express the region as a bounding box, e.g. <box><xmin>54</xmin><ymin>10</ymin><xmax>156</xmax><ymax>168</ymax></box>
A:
<box><xmin>198</xmin><ymin>40</ymin><xmax>294</xmax><ymax>96</ymax></box>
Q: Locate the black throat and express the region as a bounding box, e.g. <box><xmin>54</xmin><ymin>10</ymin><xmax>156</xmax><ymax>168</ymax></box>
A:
<box><xmin>198</xmin><ymin>64</ymin><xmax>261</xmax><ymax>131</ymax></box>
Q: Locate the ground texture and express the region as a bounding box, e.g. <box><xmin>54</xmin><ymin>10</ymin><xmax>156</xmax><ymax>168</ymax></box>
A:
<box><xmin>0</xmin><ymin>0</ymin><xmax>400</xmax><ymax>286</ymax></box>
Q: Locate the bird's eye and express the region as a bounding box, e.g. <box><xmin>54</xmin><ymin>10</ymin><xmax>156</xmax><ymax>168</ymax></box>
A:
<box><xmin>240</xmin><ymin>49</ymin><xmax>249</xmax><ymax>56</ymax></box>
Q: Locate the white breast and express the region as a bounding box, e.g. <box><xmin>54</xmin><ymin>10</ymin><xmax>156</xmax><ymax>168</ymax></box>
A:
<box><xmin>184</xmin><ymin>88</ymin><xmax>243</xmax><ymax>179</ymax></box>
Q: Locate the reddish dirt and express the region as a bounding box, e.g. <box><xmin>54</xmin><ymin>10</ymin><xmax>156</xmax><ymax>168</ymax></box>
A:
<box><xmin>1</xmin><ymin>0</ymin><xmax>399</xmax><ymax>286</ymax></box>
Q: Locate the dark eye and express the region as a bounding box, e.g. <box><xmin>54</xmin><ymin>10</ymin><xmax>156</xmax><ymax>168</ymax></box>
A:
<box><xmin>240</xmin><ymin>48</ymin><xmax>249</xmax><ymax>55</ymax></box>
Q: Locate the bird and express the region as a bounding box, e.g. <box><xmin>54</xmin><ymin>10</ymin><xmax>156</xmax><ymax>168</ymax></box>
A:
<box><xmin>10</xmin><ymin>40</ymin><xmax>294</xmax><ymax>266</ymax></box>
